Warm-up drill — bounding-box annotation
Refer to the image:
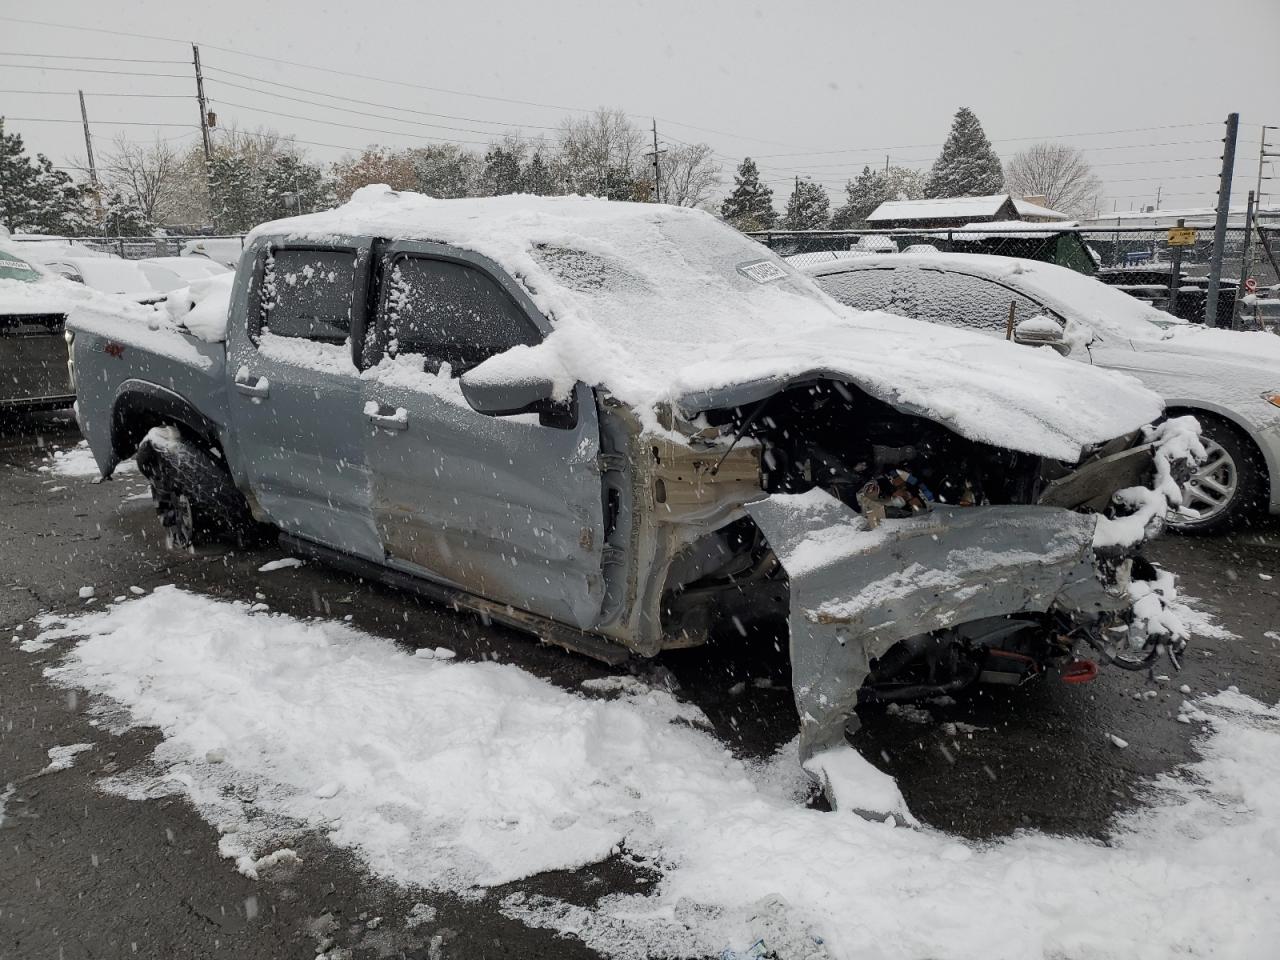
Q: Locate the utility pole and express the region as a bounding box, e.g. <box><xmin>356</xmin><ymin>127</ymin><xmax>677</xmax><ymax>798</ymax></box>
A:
<box><xmin>77</xmin><ymin>90</ymin><xmax>98</xmax><ymax>190</ymax></box>
<box><xmin>1154</xmin><ymin>184</ymin><xmax>1161</xmax><ymax>210</ymax></box>
<box><xmin>645</xmin><ymin>119</ymin><xmax>666</xmax><ymax>204</ymax></box>
<box><xmin>1168</xmin><ymin>218</ymin><xmax>1185</xmax><ymax>314</ymax></box>
<box><xmin>192</xmin><ymin>44</ymin><xmax>212</xmax><ymax>163</ymax></box>
<box><xmin>77</xmin><ymin>90</ymin><xmax>103</xmax><ymax>229</ymax></box>
<box><xmin>1204</xmin><ymin>112</ymin><xmax>1238</xmax><ymax>328</ymax></box>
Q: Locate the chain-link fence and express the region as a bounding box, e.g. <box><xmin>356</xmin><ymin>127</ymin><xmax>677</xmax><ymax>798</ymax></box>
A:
<box><xmin>750</xmin><ymin>223</ymin><xmax>1280</xmax><ymax>330</ymax></box>
<box><xmin>31</xmin><ymin>234</ymin><xmax>250</xmax><ymax>264</ymax></box>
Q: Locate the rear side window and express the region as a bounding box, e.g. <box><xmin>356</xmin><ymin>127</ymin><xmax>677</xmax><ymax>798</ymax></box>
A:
<box><xmin>260</xmin><ymin>248</ymin><xmax>358</xmax><ymax>343</ymax></box>
<box><xmin>376</xmin><ymin>256</ymin><xmax>539</xmax><ymax>372</ymax></box>
<box><xmin>910</xmin><ymin>270</ymin><xmax>1043</xmax><ymax>332</ymax></box>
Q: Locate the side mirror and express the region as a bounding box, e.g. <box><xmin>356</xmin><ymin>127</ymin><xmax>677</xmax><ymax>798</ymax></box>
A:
<box><xmin>1013</xmin><ymin>314</ymin><xmax>1070</xmax><ymax>355</ymax></box>
<box><xmin>459</xmin><ymin>371</ymin><xmax>562</xmax><ymax>417</ymax></box>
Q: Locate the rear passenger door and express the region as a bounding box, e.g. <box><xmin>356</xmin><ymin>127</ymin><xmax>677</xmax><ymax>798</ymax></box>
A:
<box><xmin>360</xmin><ymin>242</ymin><xmax>606</xmax><ymax>629</ymax></box>
<box><xmin>226</xmin><ymin>241</ymin><xmax>383</xmax><ymax>560</ymax></box>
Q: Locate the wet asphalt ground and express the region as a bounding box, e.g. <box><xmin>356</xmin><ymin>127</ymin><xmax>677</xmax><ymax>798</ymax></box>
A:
<box><xmin>2</xmin><ymin>410</ymin><xmax>1278</xmax><ymax>959</ymax></box>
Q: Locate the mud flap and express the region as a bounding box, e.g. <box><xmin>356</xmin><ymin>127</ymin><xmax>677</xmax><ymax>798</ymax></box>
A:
<box><xmin>745</xmin><ymin>489</ymin><xmax>1127</xmax><ymax>815</ymax></box>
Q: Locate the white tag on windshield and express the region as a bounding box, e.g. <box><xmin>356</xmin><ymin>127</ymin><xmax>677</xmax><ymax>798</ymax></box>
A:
<box><xmin>738</xmin><ymin>260</ymin><xmax>787</xmax><ymax>284</ymax></box>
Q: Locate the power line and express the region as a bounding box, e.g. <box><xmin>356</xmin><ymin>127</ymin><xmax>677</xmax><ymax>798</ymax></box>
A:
<box><xmin>0</xmin><ymin>61</ymin><xmax>190</xmax><ymax>79</ymax></box>
<box><xmin>0</xmin><ymin>50</ymin><xmax>188</xmax><ymax>64</ymax></box>
<box><xmin>0</xmin><ymin>89</ymin><xmax>192</xmax><ymax>98</ymax></box>
<box><xmin>201</xmin><ymin>68</ymin><xmax>562</xmax><ymax>134</ymax></box>
<box><xmin>5</xmin><ymin>116</ymin><xmax>196</xmax><ymax>128</ymax></box>
<box><xmin>211</xmin><ymin>98</ymin><xmax>498</xmax><ymax>146</ymax></box>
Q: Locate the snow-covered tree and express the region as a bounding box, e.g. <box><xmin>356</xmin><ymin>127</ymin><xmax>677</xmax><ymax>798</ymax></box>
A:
<box><xmin>830</xmin><ymin>165</ymin><xmax>925</xmax><ymax>228</ymax></box>
<box><xmin>720</xmin><ymin>157</ymin><xmax>776</xmax><ymax>230</ymax></box>
<box><xmin>100</xmin><ymin>189</ymin><xmax>153</xmax><ymax>236</ymax></box>
<box><xmin>557</xmin><ymin>108</ymin><xmax>645</xmax><ymax>200</ymax></box>
<box><xmin>261</xmin><ymin>152</ymin><xmax>331</xmax><ymax>220</ymax></box>
<box><xmin>519</xmin><ymin>151</ymin><xmax>558</xmax><ymax>195</ymax></box>
<box><xmin>658</xmin><ymin>142</ymin><xmax>721</xmax><ymax>207</ymax></box>
<box><xmin>925</xmin><ymin>107</ymin><xmax>1004</xmax><ymax>198</ymax></box>
<box><xmin>483</xmin><ymin>143</ymin><xmax>524</xmax><ymax>196</ymax></box>
<box><xmin>408</xmin><ymin>144</ymin><xmax>481</xmax><ymax>199</ymax></box>
<box><xmin>0</xmin><ymin>119</ymin><xmax>92</xmax><ymax>234</ymax></box>
<box><xmin>783</xmin><ymin>178</ymin><xmax>830</xmax><ymax>230</ymax></box>
<box><xmin>333</xmin><ymin>147</ymin><xmax>418</xmax><ymax>202</ymax></box>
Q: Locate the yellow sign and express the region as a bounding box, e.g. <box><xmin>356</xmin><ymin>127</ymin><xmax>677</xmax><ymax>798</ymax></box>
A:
<box><xmin>1167</xmin><ymin>227</ymin><xmax>1197</xmax><ymax>246</ymax></box>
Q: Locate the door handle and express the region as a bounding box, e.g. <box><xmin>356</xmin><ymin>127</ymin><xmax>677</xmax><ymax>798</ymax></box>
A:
<box><xmin>234</xmin><ymin>371</ymin><xmax>270</xmax><ymax>398</ymax></box>
<box><xmin>365</xmin><ymin>403</ymin><xmax>408</xmax><ymax>431</ymax></box>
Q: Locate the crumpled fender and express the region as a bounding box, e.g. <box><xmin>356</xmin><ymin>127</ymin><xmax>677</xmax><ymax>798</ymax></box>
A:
<box><xmin>746</xmin><ymin>489</ymin><xmax>1129</xmax><ymax>815</ymax></box>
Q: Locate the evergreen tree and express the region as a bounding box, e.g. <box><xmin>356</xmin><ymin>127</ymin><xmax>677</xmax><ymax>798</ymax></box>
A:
<box><xmin>720</xmin><ymin>157</ymin><xmax>776</xmax><ymax>230</ymax></box>
<box><xmin>0</xmin><ymin>119</ymin><xmax>92</xmax><ymax>234</ymax></box>
<box><xmin>407</xmin><ymin>145</ymin><xmax>476</xmax><ymax>199</ymax></box>
<box><xmin>261</xmin><ymin>152</ymin><xmax>331</xmax><ymax>220</ymax></box>
<box><xmin>100</xmin><ymin>190</ymin><xmax>153</xmax><ymax>236</ymax></box>
<box><xmin>519</xmin><ymin>151</ymin><xmax>558</xmax><ymax>195</ymax></box>
<box><xmin>924</xmin><ymin>107</ymin><xmax>1004</xmax><ymax>198</ymax></box>
<box><xmin>830</xmin><ymin>165</ymin><xmax>926</xmax><ymax>228</ymax></box>
<box><xmin>207</xmin><ymin>149</ymin><xmax>259</xmax><ymax>232</ymax></box>
<box><xmin>783</xmin><ymin>178</ymin><xmax>830</xmax><ymax>230</ymax></box>
<box><xmin>483</xmin><ymin>145</ymin><xmax>524</xmax><ymax>196</ymax></box>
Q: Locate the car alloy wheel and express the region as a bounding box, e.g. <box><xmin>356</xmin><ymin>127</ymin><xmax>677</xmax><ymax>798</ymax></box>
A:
<box><xmin>1171</xmin><ymin>436</ymin><xmax>1237</xmax><ymax>525</ymax></box>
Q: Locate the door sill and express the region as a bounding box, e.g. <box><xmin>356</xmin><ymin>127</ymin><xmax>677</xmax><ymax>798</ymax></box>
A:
<box><xmin>279</xmin><ymin>533</ymin><xmax>632</xmax><ymax>666</ymax></box>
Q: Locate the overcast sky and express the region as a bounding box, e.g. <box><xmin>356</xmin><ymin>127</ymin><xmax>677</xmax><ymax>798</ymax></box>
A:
<box><xmin>4</xmin><ymin>0</ymin><xmax>1277</xmax><ymax>213</ymax></box>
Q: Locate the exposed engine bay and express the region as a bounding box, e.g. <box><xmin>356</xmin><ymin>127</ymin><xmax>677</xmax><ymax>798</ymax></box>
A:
<box><xmin>657</xmin><ymin>377</ymin><xmax>1197</xmax><ymax>794</ymax></box>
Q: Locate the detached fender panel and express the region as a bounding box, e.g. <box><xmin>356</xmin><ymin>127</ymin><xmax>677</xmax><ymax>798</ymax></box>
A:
<box><xmin>746</xmin><ymin>491</ymin><xmax>1124</xmax><ymax>767</ymax></box>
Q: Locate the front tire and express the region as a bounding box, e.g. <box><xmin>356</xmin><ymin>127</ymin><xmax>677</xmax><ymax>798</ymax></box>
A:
<box><xmin>1167</xmin><ymin>415</ymin><xmax>1267</xmax><ymax>535</ymax></box>
<box><xmin>135</xmin><ymin>426</ymin><xmax>263</xmax><ymax>549</ymax></box>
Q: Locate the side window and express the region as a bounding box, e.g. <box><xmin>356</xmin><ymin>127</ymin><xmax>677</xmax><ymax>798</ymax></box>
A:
<box><xmin>258</xmin><ymin>248</ymin><xmax>358</xmax><ymax>343</ymax></box>
<box><xmin>814</xmin><ymin>268</ymin><xmax>918</xmax><ymax>318</ymax></box>
<box><xmin>375</xmin><ymin>256</ymin><xmax>539</xmax><ymax>373</ymax></box>
<box><xmin>911</xmin><ymin>270</ymin><xmax>1043</xmax><ymax>332</ymax></box>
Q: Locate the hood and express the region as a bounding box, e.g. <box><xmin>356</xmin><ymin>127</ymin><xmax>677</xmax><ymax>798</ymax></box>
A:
<box><xmin>665</xmin><ymin>313</ymin><xmax>1165</xmax><ymax>464</ymax></box>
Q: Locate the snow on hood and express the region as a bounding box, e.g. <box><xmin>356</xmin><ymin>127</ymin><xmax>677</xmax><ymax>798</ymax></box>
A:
<box><xmin>0</xmin><ymin>241</ymin><xmax>98</xmax><ymax>315</ymax></box>
<box><xmin>67</xmin><ymin>271</ymin><xmax>234</xmax><ymax>346</ymax></box>
<box><xmin>259</xmin><ymin>187</ymin><xmax>1162</xmax><ymax>461</ymax></box>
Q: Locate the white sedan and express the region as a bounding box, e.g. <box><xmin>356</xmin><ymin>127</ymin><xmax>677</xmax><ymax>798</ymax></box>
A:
<box><xmin>805</xmin><ymin>251</ymin><xmax>1280</xmax><ymax>533</ymax></box>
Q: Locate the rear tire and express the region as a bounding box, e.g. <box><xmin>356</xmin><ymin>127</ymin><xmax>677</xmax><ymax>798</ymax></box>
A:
<box><xmin>1167</xmin><ymin>415</ymin><xmax>1267</xmax><ymax>535</ymax></box>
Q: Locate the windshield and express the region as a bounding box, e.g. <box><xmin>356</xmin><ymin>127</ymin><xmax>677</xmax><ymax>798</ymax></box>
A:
<box><xmin>0</xmin><ymin>250</ymin><xmax>43</xmax><ymax>282</ymax></box>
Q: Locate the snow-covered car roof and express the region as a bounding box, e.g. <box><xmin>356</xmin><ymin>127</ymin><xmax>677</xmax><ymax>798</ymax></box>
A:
<box><xmin>803</xmin><ymin>250</ymin><xmax>1186</xmax><ymax>342</ymax></box>
<box><xmin>247</xmin><ymin>186</ymin><xmax>1165</xmax><ymax>462</ymax></box>
<box><xmin>137</xmin><ymin>256</ymin><xmax>231</xmax><ymax>283</ymax></box>
<box><xmin>48</xmin><ymin>257</ymin><xmax>180</xmax><ymax>302</ymax></box>
<box><xmin>0</xmin><ymin>240</ymin><xmax>101</xmax><ymax>316</ymax></box>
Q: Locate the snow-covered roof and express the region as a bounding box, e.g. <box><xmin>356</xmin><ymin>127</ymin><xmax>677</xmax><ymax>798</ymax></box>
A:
<box><xmin>867</xmin><ymin>195</ymin><xmax>1013</xmax><ymax>222</ymax></box>
<box><xmin>0</xmin><ymin>240</ymin><xmax>99</xmax><ymax>315</ymax></box>
<box><xmin>953</xmin><ymin>220</ymin><xmax>1081</xmax><ymax>239</ymax></box>
<box><xmin>237</xmin><ymin>187</ymin><xmax>1166</xmax><ymax>461</ymax></box>
<box><xmin>1012</xmin><ymin>198</ymin><xmax>1070</xmax><ymax>221</ymax></box>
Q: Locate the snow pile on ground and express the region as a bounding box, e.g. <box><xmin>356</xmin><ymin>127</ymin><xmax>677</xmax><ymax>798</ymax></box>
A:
<box><xmin>30</xmin><ymin>587</ymin><xmax>1280</xmax><ymax>959</ymax></box>
<box><xmin>42</xmin><ymin>440</ymin><xmax>136</xmax><ymax>479</ymax></box>
<box><xmin>256</xmin><ymin>187</ymin><xmax>1162</xmax><ymax>461</ymax></box>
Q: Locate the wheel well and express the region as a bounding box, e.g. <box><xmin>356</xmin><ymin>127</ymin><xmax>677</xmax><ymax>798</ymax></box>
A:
<box><xmin>110</xmin><ymin>386</ymin><xmax>221</xmax><ymax>463</ymax></box>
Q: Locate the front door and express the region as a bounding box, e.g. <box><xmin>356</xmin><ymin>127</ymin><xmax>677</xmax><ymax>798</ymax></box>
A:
<box><xmin>360</xmin><ymin>242</ymin><xmax>606</xmax><ymax>629</ymax></box>
<box><xmin>226</xmin><ymin>240</ymin><xmax>382</xmax><ymax>560</ymax></box>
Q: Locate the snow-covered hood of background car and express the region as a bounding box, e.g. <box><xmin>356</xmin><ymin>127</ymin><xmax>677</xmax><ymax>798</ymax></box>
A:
<box><xmin>254</xmin><ymin>187</ymin><xmax>1163</xmax><ymax>462</ymax></box>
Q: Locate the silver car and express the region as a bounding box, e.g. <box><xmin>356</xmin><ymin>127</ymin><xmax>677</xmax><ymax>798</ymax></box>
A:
<box><xmin>805</xmin><ymin>251</ymin><xmax>1280</xmax><ymax>533</ymax></box>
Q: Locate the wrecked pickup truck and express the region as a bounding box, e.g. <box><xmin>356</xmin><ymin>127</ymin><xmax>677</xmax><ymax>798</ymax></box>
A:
<box><xmin>67</xmin><ymin>188</ymin><xmax>1198</xmax><ymax>809</ymax></box>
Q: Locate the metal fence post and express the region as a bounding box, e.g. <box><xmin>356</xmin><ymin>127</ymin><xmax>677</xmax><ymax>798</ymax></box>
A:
<box><xmin>1205</xmin><ymin>112</ymin><xmax>1239</xmax><ymax>327</ymax></box>
<box><xmin>1168</xmin><ymin>219</ymin><xmax>1184</xmax><ymax>316</ymax></box>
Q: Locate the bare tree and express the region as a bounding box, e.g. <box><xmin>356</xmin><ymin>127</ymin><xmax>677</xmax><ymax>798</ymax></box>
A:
<box><xmin>658</xmin><ymin>142</ymin><xmax>721</xmax><ymax>207</ymax></box>
<box><xmin>332</xmin><ymin>146</ymin><xmax>417</xmax><ymax>201</ymax></box>
<box><xmin>100</xmin><ymin>134</ymin><xmax>183</xmax><ymax>224</ymax></box>
<box><xmin>1005</xmin><ymin>142</ymin><xmax>1103</xmax><ymax>218</ymax></box>
<box><xmin>557</xmin><ymin>108</ymin><xmax>645</xmax><ymax>200</ymax></box>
